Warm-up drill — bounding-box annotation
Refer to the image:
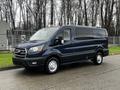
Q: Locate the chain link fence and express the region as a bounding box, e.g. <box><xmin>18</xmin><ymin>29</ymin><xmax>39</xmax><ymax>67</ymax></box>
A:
<box><xmin>108</xmin><ymin>36</ymin><xmax>120</xmax><ymax>46</ymax></box>
<box><xmin>7</xmin><ymin>30</ymin><xmax>35</xmax><ymax>50</ymax></box>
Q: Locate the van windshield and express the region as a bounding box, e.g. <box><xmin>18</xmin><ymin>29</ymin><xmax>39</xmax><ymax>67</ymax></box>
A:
<box><xmin>30</xmin><ymin>27</ymin><xmax>59</xmax><ymax>41</ymax></box>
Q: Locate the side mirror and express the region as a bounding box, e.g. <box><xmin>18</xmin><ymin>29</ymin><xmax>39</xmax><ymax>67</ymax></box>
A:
<box><xmin>54</xmin><ymin>36</ymin><xmax>64</xmax><ymax>45</ymax></box>
<box><xmin>61</xmin><ymin>39</ymin><xmax>64</xmax><ymax>44</ymax></box>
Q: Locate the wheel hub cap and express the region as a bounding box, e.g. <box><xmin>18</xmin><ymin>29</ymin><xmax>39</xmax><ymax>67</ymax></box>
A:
<box><xmin>97</xmin><ymin>55</ymin><xmax>102</xmax><ymax>64</ymax></box>
<box><xmin>48</xmin><ymin>60</ymin><xmax>57</xmax><ymax>72</ymax></box>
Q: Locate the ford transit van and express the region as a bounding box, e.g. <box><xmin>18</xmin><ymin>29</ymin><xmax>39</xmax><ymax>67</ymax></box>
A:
<box><xmin>13</xmin><ymin>26</ymin><xmax>109</xmax><ymax>74</ymax></box>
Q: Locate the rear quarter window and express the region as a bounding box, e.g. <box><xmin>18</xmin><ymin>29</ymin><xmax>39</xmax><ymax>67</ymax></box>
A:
<box><xmin>94</xmin><ymin>29</ymin><xmax>108</xmax><ymax>37</ymax></box>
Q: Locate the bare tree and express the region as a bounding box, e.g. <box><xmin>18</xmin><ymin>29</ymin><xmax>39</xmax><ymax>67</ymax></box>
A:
<box><xmin>0</xmin><ymin>0</ymin><xmax>120</xmax><ymax>36</ymax></box>
<box><xmin>116</xmin><ymin>0</ymin><xmax>120</xmax><ymax>36</ymax></box>
<box><xmin>83</xmin><ymin>0</ymin><xmax>88</xmax><ymax>26</ymax></box>
<box><xmin>50</xmin><ymin>0</ymin><xmax>54</xmax><ymax>26</ymax></box>
<box><xmin>59</xmin><ymin>0</ymin><xmax>66</xmax><ymax>25</ymax></box>
<box><xmin>78</xmin><ymin>0</ymin><xmax>83</xmax><ymax>25</ymax></box>
<box><xmin>8</xmin><ymin>0</ymin><xmax>16</xmax><ymax>30</ymax></box>
<box><xmin>100</xmin><ymin>0</ymin><xmax>115</xmax><ymax>35</ymax></box>
<box><xmin>90</xmin><ymin>0</ymin><xmax>100</xmax><ymax>26</ymax></box>
<box><xmin>43</xmin><ymin>0</ymin><xmax>47</xmax><ymax>27</ymax></box>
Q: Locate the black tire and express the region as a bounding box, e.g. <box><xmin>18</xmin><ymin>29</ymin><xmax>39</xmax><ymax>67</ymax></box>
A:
<box><xmin>92</xmin><ymin>52</ymin><xmax>103</xmax><ymax>65</ymax></box>
<box><xmin>45</xmin><ymin>57</ymin><xmax>59</xmax><ymax>74</ymax></box>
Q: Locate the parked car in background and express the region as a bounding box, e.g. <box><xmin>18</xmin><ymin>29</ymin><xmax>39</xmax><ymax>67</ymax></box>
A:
<box><xmin>13</xmin><ymin>25</ymin><xmax>109</xmax><ymax>74</ymax></box>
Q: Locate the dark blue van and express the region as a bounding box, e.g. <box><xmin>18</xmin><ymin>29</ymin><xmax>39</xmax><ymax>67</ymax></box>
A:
<box><xmin>13</xmin><ymin>26</ymin><xmax>109</xmax><ymax>74</ymax></box>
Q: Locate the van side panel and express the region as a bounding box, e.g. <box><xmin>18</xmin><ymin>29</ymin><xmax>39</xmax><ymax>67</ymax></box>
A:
<box><xmin>46</xmin><ymin>26</ymin><xmax>109</xmax><ymax>64</ymax></box>
<box><xmin>71</xmin><ymin>27</ymin><xmax>108</xmax><ymax>61</ymax></box>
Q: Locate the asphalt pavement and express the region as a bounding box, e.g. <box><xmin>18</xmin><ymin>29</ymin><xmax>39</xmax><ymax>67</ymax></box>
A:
<box><xmin>0</xmin><ymin>55</ymin><xmax>120</xmax><ymax>90</ymax></box>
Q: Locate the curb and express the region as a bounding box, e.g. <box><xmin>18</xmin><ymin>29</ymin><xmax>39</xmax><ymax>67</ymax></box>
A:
<box><xmin>0</xmin><ymin>66</ymin><xmax>22</xmax><ymax>71</ymax></box>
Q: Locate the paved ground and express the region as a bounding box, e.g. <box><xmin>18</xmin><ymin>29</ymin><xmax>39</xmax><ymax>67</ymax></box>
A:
<box><xmin>0</xmin><ymin>55</ymin><xmax>120</xmax><ymax>90</ymax></box>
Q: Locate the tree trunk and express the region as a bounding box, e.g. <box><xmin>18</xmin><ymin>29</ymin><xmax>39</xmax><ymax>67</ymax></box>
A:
<box><xmin>50</xmin><ymin>0</ymin><xmax>54</xmax><ymax>26</ymax></box>
<box><xmin>84</xmin><ymin>0</ymin><xmax>88</xmax><ymax>26</ymax></box>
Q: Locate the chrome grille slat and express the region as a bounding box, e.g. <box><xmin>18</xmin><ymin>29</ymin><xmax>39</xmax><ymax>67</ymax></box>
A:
<box><xmin>14</xmin><ymin>48</ymin><xmax>26</xmax><ymax>58</ymax></box>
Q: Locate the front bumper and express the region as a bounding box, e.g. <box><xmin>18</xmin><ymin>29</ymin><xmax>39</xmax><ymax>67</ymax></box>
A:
<box><xmin>13</xmin><ymin>57</ymin><xmax>46</xmax><ymax>67</ymax></box>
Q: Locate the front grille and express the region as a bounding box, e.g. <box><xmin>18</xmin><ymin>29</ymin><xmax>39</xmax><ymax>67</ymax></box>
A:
<box><xmin>14</xmin><ymin>48</ymin><xmax>27</xmax><ymax>58</ymax></box>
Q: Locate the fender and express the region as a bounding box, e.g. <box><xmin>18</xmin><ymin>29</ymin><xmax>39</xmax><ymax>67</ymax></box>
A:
<box><xmin>42</xmin><ymin>48</ymin><xmax>63</xmax><ymax>59</ymax></box>
<box><xmin>95</xmin><ymin>45</ymin><xmax>104</xmax><ymax>54</ymax></box>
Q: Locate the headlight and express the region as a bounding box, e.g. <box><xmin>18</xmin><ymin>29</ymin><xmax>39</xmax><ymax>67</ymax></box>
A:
<box><xmin>29</xmin><ymin>45</ymin><xmax>44</xmax><ymax>53</ymax></box>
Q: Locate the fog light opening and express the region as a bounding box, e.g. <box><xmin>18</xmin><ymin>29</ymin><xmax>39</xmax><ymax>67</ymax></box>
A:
<box><xmin>32</xmin><ymin>62</ymin><xmax>37</xmax><ymax>65</ymax></box>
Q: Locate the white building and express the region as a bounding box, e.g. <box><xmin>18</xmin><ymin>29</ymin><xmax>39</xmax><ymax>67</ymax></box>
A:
<box><xmin>0</xmin><ymin>21</ymin><xmax>10</xmax><ymax>50</ymax></box>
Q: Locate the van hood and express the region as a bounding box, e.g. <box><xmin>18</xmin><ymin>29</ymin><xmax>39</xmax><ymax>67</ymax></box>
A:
<box><xmin>16</xmin><ymin>40</ymin><xmax>47</xmax><ymax>49</ymax></box>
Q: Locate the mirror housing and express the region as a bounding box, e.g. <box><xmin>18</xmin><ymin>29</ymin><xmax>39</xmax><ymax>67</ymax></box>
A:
<box><xmin>54</xmin><ymin>36</ymin><xmax>64</xmax><ymax>45</ymax></box>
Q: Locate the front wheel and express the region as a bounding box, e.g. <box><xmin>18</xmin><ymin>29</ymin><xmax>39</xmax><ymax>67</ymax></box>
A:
<box><xmin>92</xmin><ymin>52</ymin><xmax>103</xmax><ymax>65</ymax></box>
<box><xmin>45</xmin><ymin>57</ymin><xmax>59</xmax><ymax>74</ymax></box>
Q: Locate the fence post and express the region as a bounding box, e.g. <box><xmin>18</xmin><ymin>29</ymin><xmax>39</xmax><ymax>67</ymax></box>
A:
<box><xmin>113</xmin><ymin>36</ymin><xmax>115</xmax><ymax>45</ymax></box>
<box><xmin>119</xmin><ymin>36</ymin><xmax>120</xmax><ymax>45</ymax></box>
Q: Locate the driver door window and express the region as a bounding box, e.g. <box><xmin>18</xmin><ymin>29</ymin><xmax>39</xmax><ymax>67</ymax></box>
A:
<box><xmin>56</xmin><ymin>29</ymin><xmax>71</xmax><ymax>44</ymax></box>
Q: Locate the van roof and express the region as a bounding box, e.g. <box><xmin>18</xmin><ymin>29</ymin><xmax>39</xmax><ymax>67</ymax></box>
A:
<box><xmin>43</xmin><ymin>25</ymin><xmax>106</xmax><ymax>31</ymax></box>
<box><xmin>61</xmin><ymin>25</ymin><xmax>106</xmax><ymax>30</ymax></box>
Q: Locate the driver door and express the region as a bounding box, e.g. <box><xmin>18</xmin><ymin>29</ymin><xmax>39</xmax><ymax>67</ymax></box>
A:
<box><xmin>53</xmin><ymin>28</ymin><xmax>75</xmax><ymax>63</ymax></box>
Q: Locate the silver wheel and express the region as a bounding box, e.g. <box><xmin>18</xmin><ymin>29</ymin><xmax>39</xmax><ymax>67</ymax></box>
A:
<box><xmin>48</xmin><ymin>60</ymin><xmax>58</xmax><ymax>73</ymax></box>
<box><xmin>92</xmin><ymin>52</ymin><xmax>103</xmax><ymax>65</ymax></box>
<box><xmin>97</xmin><ymin>55</ymin><xmax>102</xmax><ymax>64</ymax></box>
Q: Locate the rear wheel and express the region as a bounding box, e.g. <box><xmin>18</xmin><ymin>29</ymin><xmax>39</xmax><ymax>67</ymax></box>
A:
<box><xmin>45</xmin><ymin>57</ymin><xmax>59</xmax><ymax>74</ymax></box>
<box><xmin>92</xmin><ymin>52</ymin><xmax>103</xmax><ymax>65</ymax></box>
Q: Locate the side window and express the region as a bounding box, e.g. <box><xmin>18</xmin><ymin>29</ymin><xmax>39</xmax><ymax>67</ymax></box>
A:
<box><xmin>74</xmin><ymin>28</ymin><xmax>93</xmax><ymax>40</ymax></box>
<box><xmin>55</xmin><ymin>29</ymin><xmax>71</xmax><ymax>44</ymax></box>
<box><xmin>94</xmin><ymin>29</ymin><xmax>107</xmax><ymax>37</ymax></box>
<box><xmin>63</xmin><ymin>29</ymin><xmax>71</xmax><ymax>42</ymax></box>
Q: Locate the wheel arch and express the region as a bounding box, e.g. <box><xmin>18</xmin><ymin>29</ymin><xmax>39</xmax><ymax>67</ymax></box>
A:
<box><xmin>46</xmin><ymin>54</ymin><xmax>62</xmax><ymax>65</ymax></box>
<box><xmin>96</xmin><ymin>47</ymin><xmax>104</xmax><ymax>56</ymax></box>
